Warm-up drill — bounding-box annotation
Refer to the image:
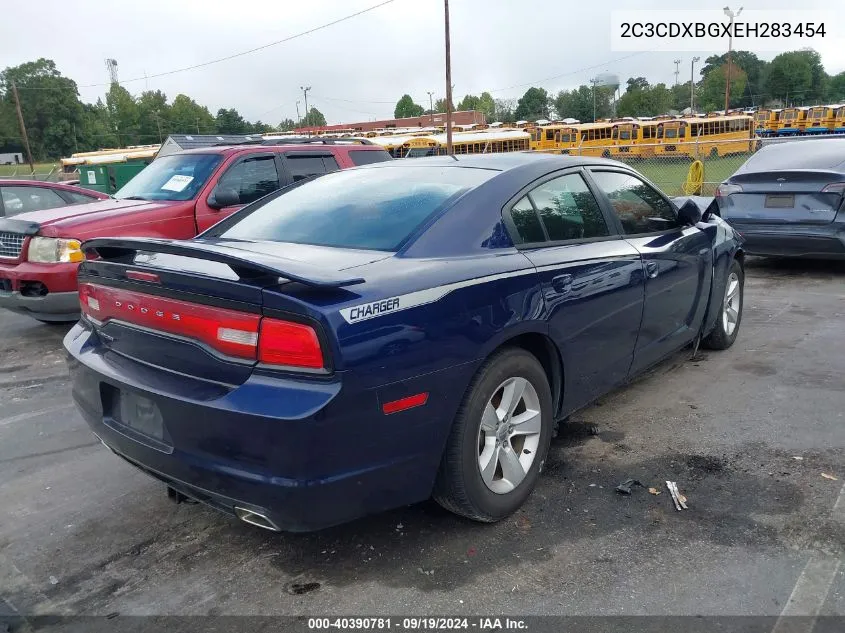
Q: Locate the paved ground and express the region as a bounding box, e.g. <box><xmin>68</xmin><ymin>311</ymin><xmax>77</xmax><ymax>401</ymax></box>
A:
<box><xmin>1</xmin><ymin>258</ymin><xmax>843</xmax><ymax>620</ymax></box>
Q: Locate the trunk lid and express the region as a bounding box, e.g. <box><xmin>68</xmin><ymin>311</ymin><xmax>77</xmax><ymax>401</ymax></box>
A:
<box><xmin>78</xmin><ymin>237</ymin><xmax>369</xmax><ymax>385</ymax></box>
<box><xmin>720</xmin><ymin>170</ymin><xmax>844</xmax><ymax>225</ymax></box>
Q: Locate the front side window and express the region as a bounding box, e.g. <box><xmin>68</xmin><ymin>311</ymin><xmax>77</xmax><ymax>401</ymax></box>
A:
<box><xmin>114</xmin><ymin>153</ymin><xmax>222</xmax><ymax>201</ymax></box>
<box><xmin>1</xmin><ymin>186</ymin><xmax>67</xmax><ymax>216</ymax></box>
<box><xmin>214</xmin><ymin>155</ymin><xmax>280</xmax><ymax>205</ymax></box>
<box><xmin>527</xmin><ymin>174</ymin><xmax>609</xmax><ymax>241</ymax></box>
<box><xmin>208</xmin><ymin>166</ymin><xmax>494</xmax><ymax>251</ymax></box>
<box><xmin>589</xmin><ymin>170</ymin><xmax>677</xmax><ymax>235</ymax></box>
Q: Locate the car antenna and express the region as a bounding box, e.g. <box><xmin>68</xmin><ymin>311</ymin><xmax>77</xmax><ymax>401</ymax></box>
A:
<box><xmin>450</xmin><ymin>154</ymin><xmax>459</xmax><ymax>161</ymax></box>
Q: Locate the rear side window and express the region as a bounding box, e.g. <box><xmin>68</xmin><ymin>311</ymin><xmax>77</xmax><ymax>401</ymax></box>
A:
<box><xmin>211</xmin><ymin>166</ymin><xmax>494</xmax><ymax>251</ymax></box>
<box><xmin>506</xmin><ymin>173</ymin><xmax>609</xmax><ymax>244</ymax></box>
<box><xmin>528</xmin><ymin>174</ymin><xmax>609</xmax><ymax>241</ymax></box>
<box><xmin>284</xmin><ymin>154</ymin><xmax>339</xmax><ymax>182</ymax></box>
<box><xmin>348</xmin><ymin>149</ymin><xmax>392</xmax><ymax>166</ymax></box>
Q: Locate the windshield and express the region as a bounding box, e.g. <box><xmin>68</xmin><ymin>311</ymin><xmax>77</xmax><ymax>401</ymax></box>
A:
<box><xmin>208</xmin><ymin>166</ymin><xmax>495</xmax><ymax>251</ymax></box>
<box><xmin>114</xmin><ymin>153</ymin><xmax>222</xmax><ymax>201</ymax></box>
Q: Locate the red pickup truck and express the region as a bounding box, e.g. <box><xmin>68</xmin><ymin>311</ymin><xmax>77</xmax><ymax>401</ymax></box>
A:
<box><xmin>0</xmin><ymin>140</ymin><xmax>391</xmax><ymax>322</ymax></box>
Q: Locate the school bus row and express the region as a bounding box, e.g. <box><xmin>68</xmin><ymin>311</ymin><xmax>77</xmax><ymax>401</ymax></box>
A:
<box><xmin>374</xmin><ymin>115</ymin><xmax>758</xmax><ymax>160</ymax></box>
<box><xmin>754</xmin><ymin>105</ymin><xmax>845</xmax><ymax>137</ymax></box>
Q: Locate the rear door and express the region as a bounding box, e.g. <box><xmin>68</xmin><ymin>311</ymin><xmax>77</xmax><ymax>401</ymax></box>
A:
<box><xmin>587</xmin><ymin>168</ymin><xmax>712</xmax><ymax>374</ymax></box>
<box><xmin>505</xmin><ymin>169</ymin><xmax>645</xmax><ymax>413</ymax></box>
<box><xmin>195</xmin><ymin>153</ymin><xmax>281</xmax><ymax>232</ymax></box>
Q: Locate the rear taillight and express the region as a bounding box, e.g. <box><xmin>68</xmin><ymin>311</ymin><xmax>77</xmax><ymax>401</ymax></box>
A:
<box><xmin>716</xmin><ymin>183</ymin><xmax>742</xmax><ymax>198</ymax></box>
<box><xmin>79</xmin><ymin>283</ymin><xmax>325</xmax><ymax>370</ymax></box>
<box><xmin>821</xmin><ymin>182</ymin><xmax>845</xmax><ymax>195</ymax></box>
<box><xmin>258</xmin><ymin>319</ymin><xmax>324</xmax><ymax>369</ymax></box>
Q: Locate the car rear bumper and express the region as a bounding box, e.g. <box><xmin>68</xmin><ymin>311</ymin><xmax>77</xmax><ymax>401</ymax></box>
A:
<box><xmin>64</xmin><ymin>322</ymin><xmax>470</xmax><ymax>531</ymax></box>
<box><xmin>727</xmin><ymin>223</ymin><xmax>845</xmax><ymax>259</ymax></box>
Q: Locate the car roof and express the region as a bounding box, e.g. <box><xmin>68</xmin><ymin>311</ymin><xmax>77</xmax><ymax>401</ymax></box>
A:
<box><xmin>176</xmin><ymin>143</ymin><xmax>385</xmax><ymax>157</ymax></box>
<box><xmin>739</xmin><ymin>138</ymin><xmax>845</xmax><ymax>173</ymax></box>
<box><xmin>0</xmin><ymin>179</ymin><xmax>107</xmax><ymax>195</ymax></box>
<box><xmin>356</xmin><ymin>152</ymin><xmax>626</xmax><ymax>171</ymax></box>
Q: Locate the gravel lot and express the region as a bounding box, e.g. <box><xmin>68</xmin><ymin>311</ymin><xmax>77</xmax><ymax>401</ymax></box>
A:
<box><xmin>1</xmin><ymin>258</ymin><xmax>843</xmax><ymax>620</ymax></box>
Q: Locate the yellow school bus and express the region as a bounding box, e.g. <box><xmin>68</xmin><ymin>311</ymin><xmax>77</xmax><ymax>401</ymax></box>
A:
<box><xmin>776</xmin><ymin>107</ymin><xmax>809</xmax><ymax>136</ymax></box>
<box><xmin>403</xmin><ymin>129</ymin><xmax>531</xmax><ymax>158</ymax></box>
<box><xmin>572</xmin><ymin>122</ymin><xmax>619</xmax><ymax>157</ymax></box>
<box><xmin>683</xmin><ymin>115</ymin><xmax>754</xmax><ymax>157</ymax></box>
<box><xmin>530</xmin><ymin>124</ymin><xmax>580</xmax><ymax>152</ymax></box>
<box><xmin>805</xmin><ymin>106</ymin><xmax>837</xmax><ymax>134</ymax></box>
<box><xmin>835</xmin><ymin>105</ymin><xmax>845</xmax><ymax>134</ymax></box>
<box><xmin>753</xmin><ymin>109</ymin><xmax>779</xmax><ymax>136</ymax></box>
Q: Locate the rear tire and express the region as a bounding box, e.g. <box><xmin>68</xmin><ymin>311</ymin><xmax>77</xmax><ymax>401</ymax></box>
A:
<box><xmin>702</xmin><ymin>258</ymin><xmax>744</xmax><ymax>350</ymax></box>
<box><xmin>433</xmin><ymin>348</ymin><xmax>554</xmax><ymax>522</ymax></box>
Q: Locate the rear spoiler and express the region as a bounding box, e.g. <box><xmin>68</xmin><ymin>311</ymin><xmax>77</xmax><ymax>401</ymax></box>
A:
<box><xmin>82</xmin><ymin>237</ymin><xmax>365</xmax><ymax>288</ymax></box>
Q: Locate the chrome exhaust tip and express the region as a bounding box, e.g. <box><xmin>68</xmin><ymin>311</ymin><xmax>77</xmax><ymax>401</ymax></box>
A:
<box><xmin>234</xmin><ymin>506</ymin><xmax>281</xmax><ymax>532</ymax></box>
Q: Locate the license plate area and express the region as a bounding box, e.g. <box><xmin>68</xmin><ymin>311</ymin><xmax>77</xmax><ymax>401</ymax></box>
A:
<box><xmin>765</xmin><ymin>194</ymin><xmax>794</xmax><ymax>208</ymax></box>
<box><xmin>101</xmin><ymin>383</ymin><xmax>173</xmax><ymax>452</ymax></box>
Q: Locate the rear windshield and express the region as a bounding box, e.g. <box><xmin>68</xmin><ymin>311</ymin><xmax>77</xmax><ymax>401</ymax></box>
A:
<box><xmin>348</xmin><ymin>149</ymin><xmax>392</xmax><ymax>166</ymax></box>
<box><xmin>210</xmin><ymin>166</ymin><xmax>494</xmax><ymax>251</ymax></box>
<box><xmin>739</xmin><ymin>141</ymin><xmax>845</xmax><ymax>172</ymax></box>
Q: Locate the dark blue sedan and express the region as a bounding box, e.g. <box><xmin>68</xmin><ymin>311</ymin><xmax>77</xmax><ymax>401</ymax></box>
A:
<box><xmin>65</xmin><ymin>154</ymin><xmax>745</xmax><ymax>532</ymax></box>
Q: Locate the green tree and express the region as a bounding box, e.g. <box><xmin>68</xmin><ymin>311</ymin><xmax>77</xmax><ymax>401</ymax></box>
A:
<box><xmin>766</xmin><ymin>50</ymin><xmax>826</xmax><ymax>104</ymax></box>
<box><xmin>302</xmin><ymin>107</ymin><xmax>326</xmax><ymax>127</ymax></box>
<box><xmin>215</xmin><ymin>107</ymin><xmax>247</xmax><ymax>134</ymax></box>
<box><xmin>169</xmin><ymin>94</ymin><xmax>216</xmax><ymax>134</ymax></box>
<box><xmin>394</xmin><ymin>94</ymin><xmax>425</xmax><ymax>118</ymax></box>
<box><xmin>105</xmin><ymin>84</ymin><xmax>140</xmax><ymax>146</ymax></box>
<box><xmin>514</xmin><ymin>87</ymin><xmax>549</xmax><ymax>121</ymax></box>
<box><xmin>616</xmin><ymin>79</ymin><xmax>674</xmax><ymax>117</ymax></box>
<box><xmin>553</xmin><ymin>85</ymin><xmax>611</xmax><ymax>122</ymax></box>
<box><xmin>246</xmin><ymin>120</ymin><xmax>276</xmax><ymax>133</ymax></box>
<box><xmin>697</xmin><ymin>61</ymin><xmax>748</xmax><ymax>111</ymax></box>
<box><xmin>0</xmin><ymin>58</ymin><xmax>84</xmax><ymax>159</ymax></box>
<box><xmin>701</xmin><ymin>51</ymin><xmax>768</xmax><ymax>106</ymax></box>
<box><xmin>278</xmin><ymin>118</ymin><xmax>297</xmax><ymax>131</ymax></box>
<box><xmin>457</xmin><ymin>94</ymin><xmax>480</xmax><ymax>111</ymax></box>
<box><xmin>493</xmin><ymin>98</ymin><xmax>515</xmax><ymax>122</ymax></box>
<box><xmin>433</xmin><ymin>97</ymin><xmax>449</xmax><ymax>113</ymax></box>
<box><xmin>77</xmin><ymin>100</ymin><xmax>118</xmax><ymax>151</ymax></box>
<box><xmin>137</xmin><ymin>90</ymin><xmax>169</xmax><ymax>144</ymax></box>
<box><xmin>829</xmin><ymin>71</ymin><xmax>845</xmax><ymax>101</ymax></box>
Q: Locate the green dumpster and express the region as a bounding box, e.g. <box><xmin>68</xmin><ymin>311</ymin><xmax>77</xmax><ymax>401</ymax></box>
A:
<box><xmin>77</xmin><ymin>160</ymin><xmax>151</xmax><ymax>195</ymax></box>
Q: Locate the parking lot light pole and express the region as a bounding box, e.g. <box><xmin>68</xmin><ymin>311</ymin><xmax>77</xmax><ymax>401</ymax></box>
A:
<box><xmin>427</xmin><ymin>91</ymin><xmax>435</xmax><ymax>126</ymax></box>
<box><xmin>723</xmin><ymin>6</ymin><xmax>743</xmax><ymax>112</ymax></box>
<box><xmin>301</xmin><ymin>86</ymin><xmax>312</xmax><ymax>136</ymax></box>
<box><xmin>691</xmin><ymin>56</ymin><xmax>700</xmax><ymax>112</ymax></box>
<box><xmin>444</xmin><ymin>0</ymin><xmax>454</xmax><ymax>156</ymax></box>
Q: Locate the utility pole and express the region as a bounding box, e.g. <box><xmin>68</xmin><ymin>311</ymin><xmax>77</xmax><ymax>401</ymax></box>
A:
<box><xmin>301</xmin><ymin>86</ymin><xmax>312</xmax><ymax>136</ymax></box>
<box><xmin>196</xmin><ymin>118</ymin><xmax>201</xmax><ymax>134</ymax></box>
<box><xmin>154</xmin><ymin>114</ymin><xmax>163</xmax><ymax>143</ymax></box>
<box><xmin>427</xmin><ymin>91</ymin><xmax>435</xmax><ymax>125</ymax></box>
<box><xmin>673</xmin><ymin>59</ymin><xmax>682</xmax><ymax>86</ymax></box>
<box><xmin>444</xmin><ymin>0</ymin><xmax>454</xmax><ymax>156</ymax></box>
<box><xmin>296</xmin><ymin>101</ymin><xmax>301</xmax><ymax>126</ymax></box>
<box><xmin>590</xmin><ymin>77</ymin><xmax>598</xmax><ymax>122</ymax></box>
<box><xmin>11</xmin><ymin>81</ymin><xmax>35</xmax><ymax>173</ymax></box>
<box><xmin>723</xmin><ymin>6</ymin><xmax>743</xmax><ymax>112</ymax></box>
<box><xmin>690</xmin><ymin>57</ymin><xmax>700</xmax><ymax>113</ymax></box>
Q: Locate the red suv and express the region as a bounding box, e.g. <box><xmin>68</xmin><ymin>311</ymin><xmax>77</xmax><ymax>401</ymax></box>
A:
<box><xmin>0</xmin><ymin>139</ymin><xmax>390</xmax><ymax>322</ymax></box>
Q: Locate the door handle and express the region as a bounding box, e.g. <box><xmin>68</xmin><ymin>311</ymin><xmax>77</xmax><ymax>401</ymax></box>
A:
<box><xmin>552</xmin><ymin>274</ymin><xmax>573</xmax><ymax>294</ymax></box>
<box><xmin>646</xmin><ymin>261</ymin><xmax>659</xmax><ymax>279</ymax></box>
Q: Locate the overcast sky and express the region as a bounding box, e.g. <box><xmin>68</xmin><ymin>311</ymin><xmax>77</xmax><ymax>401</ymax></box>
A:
<box><xmin>3</xmin><ymin>0</ymin><xmax>844</xmax><ymax>125</ymax></box>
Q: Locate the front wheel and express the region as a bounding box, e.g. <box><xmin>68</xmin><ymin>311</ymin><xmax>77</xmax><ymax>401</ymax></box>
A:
<box><xmin>433</xmin><ymin>348</ymin><xmax>554</xmax><ymax>522</ymax></box>
<box><xmin>702</xmin><ymin>258</ymin><xmax>744</xmax><ymax>350</ymax></box>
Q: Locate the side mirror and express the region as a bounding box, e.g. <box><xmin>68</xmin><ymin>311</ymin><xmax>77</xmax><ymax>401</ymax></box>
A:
<box><xmin>207</xmin><ymin>187</ymin><xmax>240</xmax><ymax>209</ymax></box>
<box><xmin>677</xmin><ymin>199</ymin><xmax>703</xmax><ymax>226</ymax></box>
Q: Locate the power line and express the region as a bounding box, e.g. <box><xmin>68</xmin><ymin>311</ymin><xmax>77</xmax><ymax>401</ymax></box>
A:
<box><xmin>72</xmin><ymin>0</ymin><xmax>397</xmax><ymax>89</ymax></box>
